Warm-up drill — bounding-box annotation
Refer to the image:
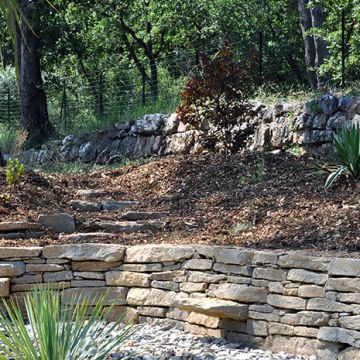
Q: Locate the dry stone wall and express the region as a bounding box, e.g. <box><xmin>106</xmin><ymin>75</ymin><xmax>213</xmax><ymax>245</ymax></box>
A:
<box><xmin>0</xmin><ymin>244</ymin><xmax>359</xmax><ymax>358</ymax></box>
<box><xmin>16</xmin><ymin>93</ymin><xmax>360</xmax><ymax>166</ymax></box>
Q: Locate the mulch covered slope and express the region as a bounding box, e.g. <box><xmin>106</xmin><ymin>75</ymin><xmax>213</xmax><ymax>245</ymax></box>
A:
<box><xmin>1</xmin><ymin>152</ymin><xmax>360</xmax><ymax>252</ymax></box>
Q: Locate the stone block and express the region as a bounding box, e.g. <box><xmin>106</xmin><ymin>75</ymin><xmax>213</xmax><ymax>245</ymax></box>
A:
<box><xmin>0</xmin><ymin>262</ymin><xmax>25</xmax><ymax>277</ymax></box>
<box><xmin>72</xmin><ymin>261</ymin><xmax>120</xmax><ymax>272</ymax></box>
<box><xmin>43</xmin><ymin>271</ymin><xmax>73</xmax><ymax>282</ymax></box>
<box><xmin>26</xmin><ymin>264</ymin><xmax>64</xmax><ymax>272</ymax></box>
<box><xmin>151</xmin><ymin>280</ymin><xmax>179</xmax><ymax>291</ymax></box>
<box><xmin>37</xmin><ymin>213</ymin><xmax>75</xmax><ymax>233</ymax></box>
<box><xmin>253</xmin><ymin>268</ymin><xmax>287</xmax><ymax>281</ymax></box>
<box><xmin>318</xmin><ymin>326</ymin><xmax>360</xmax><ymax>348</ymax></box>
<box><xmin>214</xmin><ymin>283</ymin><xmax>267</xmax><ymax>303</ymax></box>
<box><xmin>338</xmin><ymin>293</ymin><xmax>360</xmax><ymax>304</ymax></box>
<box><xmin>187</xmin><ymin>271</ymin><xmax>226</xmax><ymax>283</ymax></box>
<box><xmin>43</xmin><ymin>244</ymin><xmax>125</xmax><ymax>262</ymax></box>
<box><xmin>214</xmin><ymin>248</ymin><xmax>254</xmax><ymax>265</ymax></box>
<box><xmin>182</xmin><ymin>259</ymin><xmax>213</xmax><ymax>270</ymax></box>
<box><xmin>267</xmin><ymin>294</ymin><xmax>306</xmax><ymax>310</ymax></box>
<box><xmin>339</xmin><ymin>315</ymin><xmax>360</xmax><ymax>330</ymax></box>
<box><xmin>73</xmin><ymin>272</ymin><xmax>104</xmax><ymax>280</ymax></box>
<box><xmin>213</xmin><ymin>263</ymin><xmax>253</xmax><ymax>276</ymax></box>
<box><xmin>326</xmin><ymin>278</ymin><xmax>360</xmax><ymax>292</ymax></box>
<box><xmin>249</xmin><ymin>310</ymin><xmax>280</xmax><ymax>322</ymax></box>
<box><xmin>298</xmin><ymin>285</ymin><xmax>325</xmax><ymax>298</ymax></box>
<box><xmin>278</xmin><ymin>255</ymin><xmax>328</xmax><ymax>272</ymax></box>
<box><xmin>246</xmin><ymin>319</ymin><xmax>268</xmax><ymax>336</ymax></box>
<box><xmin>252</xmin><ymin>251</ymin><xmax>278</xmax><ymax>265</ymax></box>
<box><xmin>294</xmin><ymin>326</ymin><xmax>318</xmax><ymax>338</ymax></box>
<box><xmin>268</xmin><ymin>322</ymin><xmax>294</xmax><ymax>336</ymax></box>
<box><xmin>180</xmin><ymin>282</ymin><xmax>207</xmax><ymax>293</ymax></box>
<box><xmin>12</xmin><ymin>274</ymin><xmax>42</xmax><ymax>284</ymax></box>
<box><xmin>137</xmin><ymin>306</ymin><xmax>167</xmax><ymax>318</ymax></box>
<box><xmin>105</xmin><ymin>271</ymin><xmax>150</xmax><ymax>287</ymax></box>
<box><xmin>287</xmin><ymin>269</ymin><xmax>328</xmax><ymax>285</ymax></box>
<box><xmin>0</xmin><ymin>278</ymin><xmax>10</xmax><ymax>297</ymax></box>
<box><xmin>166</xmin><ymin>307</ymin><xmax>189</xmax><ymax>321</ymax></box>
<box><xmin>281</xmin><ymin>311</ymin><xmax>330</xmax><ymax>326</ymax></box>
<box><xmin>127</xmin><ymin>288</ymin><xmax>185</xmax><ymax>306</ymax></box>
<box><xmin>106</xmin><ymin>306</ymin><xmax>139</xmax><ymax>324</ymax></box>
<box><xmin>184</xmin><ymin>323</ymin><xmax>225</xmax><ymax>338</ymax></box>
<box><xmin>126</xmin><ymin>245</ymin><xmax>194</xmax><ymax>263</ymax></box>
<box><xmin>174</xmin><ymin>297</ymin><xmax>248</xmax><ymax>321</ymax></box>
<box><xmin>186</xmin><ymin>312</ymin><xmax>220</xmax><ymax>328</ymax></box>
<box><xmin>329</xmin><ymin>258</ymin><xmax>360</xmax><ymax>276</ymax></box>
<box><xmin>121</xmin><ymin>263</ymin><xmax>162</xmax><ymax>273</ymax></box>
<box><xmin>307</xmin><ymin>298</ymin><xmax>352</xmax><ymax>312</ymax></box>
<box><xmin>0</xmin><ymin>247</ymin><xmax>42</xmax><ymax>259</ymax></box>
<box><xmin>338</xmin><ymin>347</ymin><xmax>360</xmax><ymax>360</ymax></box>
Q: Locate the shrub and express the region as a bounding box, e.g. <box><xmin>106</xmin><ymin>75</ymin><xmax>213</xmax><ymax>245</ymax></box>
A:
<box><xmin>177</xmin><ymin>43</ymin><xmax>255</xmax><ymax>154</ymax></box>
<box><xmin>319</xmin><ymin>124</ymin><xmax>360</xmax><ymax>189</ymax></box>
<box><xmin>0</xmin><ymin>288</ymin><xmax>135</xmax><ymax>360</ymax></box>
<box><xmin>6</xmin><ymin>158</ymin><xmax>24</xmax><ymax>186</ymax></box>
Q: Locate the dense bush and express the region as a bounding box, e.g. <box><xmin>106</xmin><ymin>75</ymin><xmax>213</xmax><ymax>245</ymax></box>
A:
<box><xmin>177</xmin><ymin>44</ymin><xmax>255</xmax><ymax>153</ymax></box>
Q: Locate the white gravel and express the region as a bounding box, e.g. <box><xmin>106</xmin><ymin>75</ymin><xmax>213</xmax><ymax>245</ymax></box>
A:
<box><xmin>112</xmin><ymin>325</ymin><xmax>313</xmax><ymax>360</ymax></box>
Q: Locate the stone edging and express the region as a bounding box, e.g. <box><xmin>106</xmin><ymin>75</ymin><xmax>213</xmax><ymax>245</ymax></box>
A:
<box><xmin>0</xmin><ymin>243</ymin><xmax>358</xmax><ymax>359</ymax></box>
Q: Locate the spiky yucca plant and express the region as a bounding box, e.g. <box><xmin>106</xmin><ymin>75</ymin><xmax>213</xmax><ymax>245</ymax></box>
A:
<box><xmin>0</xmin><ymin>288</ymin><xmax>135</xmax><ymax>360</ymax></box>
<box><xmin>320</xmin><ymin>124</ymin><xmax>360</xmax><ymax>189</ymax></box>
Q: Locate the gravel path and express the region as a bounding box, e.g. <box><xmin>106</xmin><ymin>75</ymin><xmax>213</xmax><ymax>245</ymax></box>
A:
<box><xmin>112</xmin><ymin>325</ymin><xmax>313</xmax><ymax>360</ymax></box>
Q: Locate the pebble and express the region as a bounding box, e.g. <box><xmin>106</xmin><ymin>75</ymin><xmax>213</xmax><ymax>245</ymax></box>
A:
<box><xmin>112</xmin><ymin>325</ymin><xmax>312</xmax><ymax>360</ymax></box>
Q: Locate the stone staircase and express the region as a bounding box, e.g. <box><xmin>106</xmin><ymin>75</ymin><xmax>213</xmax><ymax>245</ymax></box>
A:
<box><xmin>0</xmin><ymin>189</ymin><xmax>168</xmax><ymax>241</ymax></box>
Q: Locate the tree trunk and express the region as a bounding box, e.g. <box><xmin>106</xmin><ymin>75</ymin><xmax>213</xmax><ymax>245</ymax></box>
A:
<box><xmin>310</xmin><ymin>4</ymin><xmax>330</xmax><ymax>87</ymax></box>
<box><xmin>18</xmin><ymin>0</ymin><xmax>51</xmax><ymax>146</ymax></box>
<box><xmin>149</xmin><ymin>57</ymin><xmax>158</xmax><ymax>102</ymax></box>
<box><xmin>0</xmin><ymin>151</ymin><xmax>6</xmax><ymax>167</ymax></box>
<box><xmin>297</xmin><ymin>0</ymin><xmax>318</xmax><ymax>89</ymax></box>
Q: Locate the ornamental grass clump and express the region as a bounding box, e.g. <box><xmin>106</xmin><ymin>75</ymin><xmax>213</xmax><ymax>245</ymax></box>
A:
<box><xmin>0</xmin><ymin>288</ymin><xmax>135</xmax><ymax>360</ymax></box>
<box><xmin>319</xmin><ymin>124</ymin><xmax>360</xmax><ymax>189</ymax></box>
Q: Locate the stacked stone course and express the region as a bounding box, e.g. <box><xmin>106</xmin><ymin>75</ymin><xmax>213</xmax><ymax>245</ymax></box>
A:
<box><xmin>0</xmin><ymin>243</ymin><xmax>359</xmax><ymax>358</ymax></box>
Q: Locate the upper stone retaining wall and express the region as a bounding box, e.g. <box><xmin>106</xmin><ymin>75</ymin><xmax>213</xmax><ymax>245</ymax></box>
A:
<box><xmin>18</xmin><ymin>93</ymin><xmax>360</xmax><ymax>166</ymax></box>
<box><xmin>0</xmin><ymin>243</ymin><xmax>359</xmax><ymax>358</ymax></box>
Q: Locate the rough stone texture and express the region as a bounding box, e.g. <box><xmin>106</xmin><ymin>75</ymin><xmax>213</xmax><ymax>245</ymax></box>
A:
<box><xmin>0</xmin><ymin>247</ymin><xmax>42</xmax><ymax>258</ymax></box>
<box><xmin>298</xmin><ymin>285</ymin><xmax>325</xmax><ymax>298</ymax></box>
<box><xmin>62</xmin><ymin>287</ymin><xmax>128</xmax><ymax>305</ymax></box>
<box><xmin>0</xmin><ymin>262</ymin><xmax>25</xmax><ymax>277</ymax></box>
<box><xmin>318</xmin><ymin>327</ymin><xmax>360</xmax><ymax>348</ymax></box>
<box><xmin>339</xmin><ymin>315</ymin><xmax>360</xmax><ymax>330</ymax></box>
<box><xmin>214</xmin><ymin>283</ymin><xmax>267</xmax><ymax>303</ymax></box>
<box><xmin>43</xmin><ymin>244</ymin><xmax>125</xmax><ymax>262</ymax></box>
<box><xmin>105</xmin><ymin>271</ymin><xmax>150</xmax><ymax>287</ymax></box>
<box><xmin>126</xmin><ymin>245</ymin><xmax>194</xmax><ymax>263</ymax></box>
<box><xmin>0</xmin><ymin>278</ymin><xmax>10</xmax><ymax>297</ymax></box>
<box><xmin>59</xmin><ymin>233</ymin><xmax>117</xmax><ymax>242</ymax></box>
<box><xmin>267</xmin><ymin>294</ymin><xmax>306</xmax><ymax>310</ymax></box>
<box><xmin>287</xmin><ymin>269</ymin><xmax>328</xmax><ymax>285</ymax></box>
<box><xmin>215</xmin><ymin>248</ymin><xmax>254</xmax><ymax>265</ymax></box>
<box><xmin>328</xmin><ymin>258</ymin><xmax>360</xmax><ymax>276</ymax></box>
<box><xmin>278</xmin><ymin>255</ymin><xmax>328</xmax><ymax>272</ymax></box>
<box><xmin>338</xmin><ymin>347</ymin><xmax>360</xmax><ymax>360</ymax></box>
<box><xmin>182</xmin><ymin>259</ymin><xmax>213</xmax><ymax>270</ymax></box>
<box><xmin>72</xmin><ymin>261</ymin><xmax>120</xmax><ymax>271</ymax></box>
<box><xmin>307</xmin><ymin>298</ymin><xmax>352</xmax><ymax>312</ymax></box>
<box><xmin>37</xmin><ymin>213</ymin><xmax>75</xmax><ymax>234</ymax></box>
<box><xmin>175</xmin><ymin>297</ymin><xmax>248</xmax><ymax>321</ymax></box>
<box><xmin>0</xmin><ymin>222</ymin><xmax>40</xmax><ymax>232</ymax></box>
<box><xmin>281</xmin><ymin>311</ymin><xmax>330</xmax><ymax>326</ymax></box>
<box><xmin>253</xmin><ymin>268</ymin><xmax>287</xmax><ymax>281</ymax></box>
<box><xmin>213</xmin><ymin>263</ymin><xmax>253</xmax><ymax>276</ymax></box>
<box><xmin>326</xmin><ymin>278</ymin><xmax>360</xmax><ymax>292</ymax></box>
<box><xmin>127</xmin><ymin>288</ymin><xmax>184</xmax><ymax>307</ymax></box>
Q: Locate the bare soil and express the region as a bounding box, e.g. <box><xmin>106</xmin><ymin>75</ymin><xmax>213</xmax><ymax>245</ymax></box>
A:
<box><xmin>1</xmin><ymin>152</ymin><xmax>360</xmax><ymax>254</ymax></box>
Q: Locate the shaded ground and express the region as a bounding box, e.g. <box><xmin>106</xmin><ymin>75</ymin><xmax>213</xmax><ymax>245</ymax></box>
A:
<box><xmin>1</xmin><ymin>152</ymin><xmax>360</xmax><ymax>253</ymax></box>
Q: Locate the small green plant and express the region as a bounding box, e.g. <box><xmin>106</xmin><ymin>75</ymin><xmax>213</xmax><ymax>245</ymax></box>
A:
<box><xmin>0</xmin><ymin>288</ymin><xmax>135</xmax><ymax>360</ymax></box>
<box><xmin>309</xmin><ymin>99</ymin><xmax>322</xmax><ymax>115</ymax></box>
<box><xmin>6</xmin><ymin>158</ymin><xmax>24</xmax><ymax>186</ymax></box>
<box><xmin>233</xmin><ymin>221</ymin><xmax>253</xmax><ymax>234</ymax></box>
<box><xmin>239</xmin><ymin>157</ymin><xmax>265</xmax><ymax>184</ymax></box>
<box><xmin>318</xmin><ymin>125</ymin><xmax>360</xmax><ymax>189</ymax></box>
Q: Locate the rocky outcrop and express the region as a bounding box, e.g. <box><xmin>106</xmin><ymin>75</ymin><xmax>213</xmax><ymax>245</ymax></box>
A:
<box><xmin>15</xmin><ymin>93</ymin><xmax>360</xmax><ymax>166</ymax></box>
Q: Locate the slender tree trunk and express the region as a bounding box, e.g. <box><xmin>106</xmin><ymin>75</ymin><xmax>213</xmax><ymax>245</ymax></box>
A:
<box><xmin>310</xmin><ymin>4</ymin><xmax>330</xmax><ymax>87</ymax></box>
<box><xmin>297</xmin><ymin>0</ymin><xmax>318</xmax><ymax>89</ymax></box>
<box><xmin>149</xmin><ymin>57</ymin><xmax>158</xmax><ymax>102</ymax></box>
<box><xmin>0</xmin><ymin>151</ymin><xmax>6</xmax><ymax>167</ymax></box>
<box><xmin>18</xmin><ymin>0</ymin><xmax>51</xmax><ymax>146</ymax></box>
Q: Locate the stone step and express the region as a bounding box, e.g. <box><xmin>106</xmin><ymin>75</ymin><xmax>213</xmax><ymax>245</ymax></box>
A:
<box><xmin>59</xmin><ymin>232</ymin><xmax>117</xmax><ymax>241</ymax></box>
<box><xmin>91</xmin><ymin>220</ymin><xmax>164</xmax><ymax>233</ymax></box>
<box><xmin>120</xmin><ymin>211</ymin><xmax>169</xmax><ymax>221</ymax></box>
<box><xmin>0</xmin><ymin>221</ymin><xmax>40</xmax><ymax>232</ymax></box>
<box><xmin>0</xmin><ymin>231</ymin><xmax>45</xmax><ymax>240</ymax></box>
<box><xmin>75</xmin><ymin>189</ymin><xmax>122</xmax><ymax>199</ymax></box>
<box><xmin>174</xmin><ymin>297</ymin><xmax>248</xmax><ymax>321</ymax></box>
<box><xmin>71</xmin><ymin>200</ymin><xmax>136</xmax><ymax>212</ymax></box>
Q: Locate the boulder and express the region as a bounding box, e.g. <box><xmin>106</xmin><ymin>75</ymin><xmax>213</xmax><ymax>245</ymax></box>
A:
<box><xmin>79</xmin><ymin>142</ymin><xmax>97</xmax><ymax>162</ymax></box>
<box><xmin>318</xmin><ymin>94</ymin><xmax>339</xmax><ymax>115</ymax></box>
<box><xmin>132</xmin><ymin>114</ymin><xmax>164</xmax><ymax>135</ymax></box>
<box><xmin>37</xmin><ymin>213</ymin><xmax>75</xmax><ymax>234</ymax></box>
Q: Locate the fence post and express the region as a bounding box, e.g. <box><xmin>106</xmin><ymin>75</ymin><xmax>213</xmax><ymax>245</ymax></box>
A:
<box><xmin>99</xmin><ymin>72</ymin><xmax>104</xmax><ymax>117</ymax></box>
<box><xmin>341</xmin><ymin>8</ymin><xmax>346</xmax><ymax>88</ymax></box>
<box><xmin>7</xmin><ymin>83</ymin><xmax>10</xmax><ymax>124</ymax></box>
